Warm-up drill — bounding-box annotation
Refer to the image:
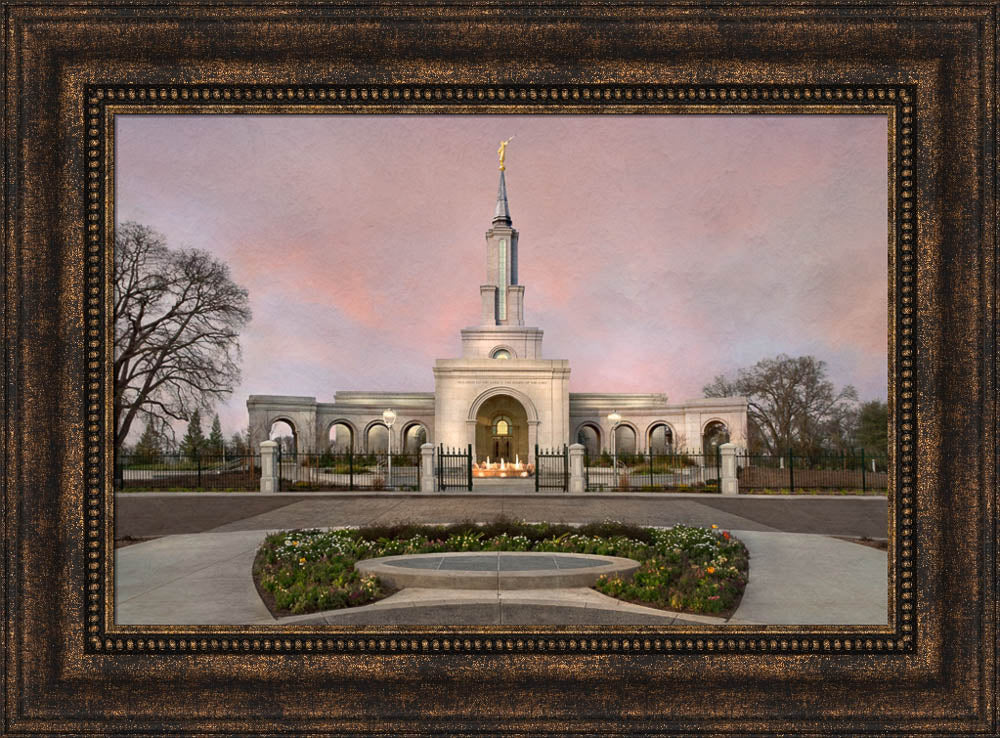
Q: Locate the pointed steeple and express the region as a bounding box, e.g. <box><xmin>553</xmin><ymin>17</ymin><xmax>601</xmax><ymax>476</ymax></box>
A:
<box><xmin>493</xmin><ymin>170</ymin><xmax>512</xmax><ymax>226</ymax></box>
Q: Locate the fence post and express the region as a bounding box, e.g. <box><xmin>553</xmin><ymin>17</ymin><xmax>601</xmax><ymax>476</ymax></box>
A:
<box><xmin>648</xmin><ymin>448</ymin><xmax>654</xmax><ymax>488</ymax></box>
<box><xmin>419</xmin><ymin>442</ymin><xmax>435</xmax><ymax>493</ymax></box>
<box><xmin>861</xmin><ymin>448</ymin><xmax>866</xmax><ymax>493</ymax></box>
<box><xmin>788</xmin><ymin>448</ymin><xmax>794</xmax><ymax>494</ymax></box>
<box><xmin>197</xmin><ymin>452</ymin><xmax>202</xmax><ymax>489</ymax></box>
<box><xmin>348</xmin><ymin>449</ymin><xmax>353</xmax><ymax>491</ymax></box>
<box><xmin>259</xmin><ymin>441</ymin><xmax>279</xmax><ymax>493</ymax></box>
<box><xmin>568</xmin><ymin>443</ymin><xmax>585</xmax><ymax>493</ymax></box>
<box><xmin>563</xmin><ymin>444</ymin><xmax>569</xmax><ymax>492</ymax></box>
<box><xmin>467</xmin><ymin>444</ymin><xmax>473</xmax><ymax>490</ymax></box>
<box><xmin>720</xmin><ymin>443</ymin><xmax>739</xmax><ymax>495</ymax></box>
<box><xmin>534</xmin><ymin>444</ymin><xmax>540</xmax><ymax>493</ymax></box>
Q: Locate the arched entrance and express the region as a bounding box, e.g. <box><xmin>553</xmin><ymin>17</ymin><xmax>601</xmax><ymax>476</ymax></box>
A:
<box><xmin>269</xmin><ymin>419</ymin><xmax>297</xmax><ymax>456</ymax></box>
<box><xmin>366</xmin><ymin>422</ymin><xmax>389</xmax><ymax>454</ymax></box>
<box><xmin>576</xmin><ymin>423</ymin><xmax>601</xmax><ymax>457</ymax></box>
<box><xmin>474</xmin><ymin>394</ymin><xmax>529</xmax><ymax>463</ymax></box>
<box><xmin>402</xmin><ymin>423</ymin><xmax>427</xmax><ymax>454</ymax></box>
<box><xmin>648</xmin><ymin>423</ymin><xmax>674</xmax><ymax>454</ymax></box>
<box><xmin>703</xmin><ymin>420</ymin><xmax>730</xmax><ymax>454</ymax></box>
<box><xmin>327</xmin><ymin>421</ymin><xmax>355</xmax><ymax>453</ymax></box>
<box><xmin>614</xmin><ymin>424</ymin><xmax>637</xmax><ymax>455</ymax></box>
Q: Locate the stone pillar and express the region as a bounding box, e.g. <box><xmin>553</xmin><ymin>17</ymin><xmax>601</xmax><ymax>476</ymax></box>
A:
<box><xmin>420</xmin><ymin>443</ymin><xmax>435</xmax><ymax>493</ymax></box>
<box><xmin>568</xmin><ymin>443</ymin><xmax>585</xmax><ymax>493</ymax></box>
<box><xmin>260</xmin><ymin>441</ymin><xmax>279</xmax><ymax>493</ymax></box>
<box><xmin>720</xmin><ymin>442</ymin><xmax>739</xmax><ymax>496</ymax></box>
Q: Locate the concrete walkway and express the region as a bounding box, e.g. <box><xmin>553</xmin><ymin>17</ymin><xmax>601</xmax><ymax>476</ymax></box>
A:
<box><xmin>114</xmin><ymin>527</ymin><xmax>888</xmax><ymax>626</ymax></box>
<box><xmin>115</xmin><ymin>530</ymin><xmax>272</xmax><ymax>625</ymax></box>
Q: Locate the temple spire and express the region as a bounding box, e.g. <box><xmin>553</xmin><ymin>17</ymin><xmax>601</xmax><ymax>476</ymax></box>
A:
<box><xmin>493</xmin><ymin>169</ymin><xmax>512</xmax><ymax>225</ymax></box>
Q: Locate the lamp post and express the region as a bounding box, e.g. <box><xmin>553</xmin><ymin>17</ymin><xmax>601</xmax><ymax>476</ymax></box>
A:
<box><xmin>607</xmin><ymin>411</ymin><xmax>621</xmax><ymax>481</ymax></box>
<box><xmin>382</xmin><ymin>408</ymin><xmax>396</xmax><ymax>489</ymax></box>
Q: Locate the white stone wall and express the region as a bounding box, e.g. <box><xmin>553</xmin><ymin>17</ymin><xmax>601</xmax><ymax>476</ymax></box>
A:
<box><xmin>568</xmin><ymin>395</ymin><xmax>748</xmax><ymax>453</ymax></box>
<box><xmin>460</xmin><ymin>326</ymin><xmax>543</xmax><ymax>359</ymax></box>
<box><xmin>249</xmin><ymin>390</ymin><xmax>746</xmax><ymax>458</ymax></box>
<box><xmin>248</xmin><ymin>393</ymin><xmax>435</xmax><ymax>454</ymax></box>
<box><xmin>246</xmin><ymin>395</ymin><xmax>318</xmax><ymax>454</ymax></box>
<box><xmin>315</xmin><ymin>392</ymin><xmax>435</xmax><ymax>453</ymax></box>
<box><xmin>433</xmin><ymin>358</ymin><xmax>570</xmax><ymax>461</ymax></box>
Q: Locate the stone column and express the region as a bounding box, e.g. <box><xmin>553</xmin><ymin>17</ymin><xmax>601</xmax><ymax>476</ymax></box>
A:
<box><xmin>260</xmin><ymin>440</ymin><xmax>279</xmax><ymax>493</ymax></box>
<box><xmin>527</xmin><ymin>420</ymin><xmax>539</xmax><ymax>463</ymax></box>
<box><xmin>420</xmin><ymin>442</ymin><xmax>435</xmax><ymax>493</ymax></box>
<box><xmin>720</xmin><ymin>442</ymin><xmax>739</xmax><ymax>496</ymax></box>
<box><xmin>568</xmin><ymin>443</ymin><xmax>585</xmax><ymax>493</ymax></box>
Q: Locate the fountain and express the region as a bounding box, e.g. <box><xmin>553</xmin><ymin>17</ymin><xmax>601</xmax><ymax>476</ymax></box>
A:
<box><xmin>473</xmin><ymin>455</ymin><xmax>533</xmax><ymax>478</ymax></box>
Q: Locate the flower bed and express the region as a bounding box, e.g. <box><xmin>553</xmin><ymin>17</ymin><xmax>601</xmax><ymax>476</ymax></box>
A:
<box><xmin>252</xmin><ymin>519</ymin><xmax>748</xmax><ymax>618</ymax></box>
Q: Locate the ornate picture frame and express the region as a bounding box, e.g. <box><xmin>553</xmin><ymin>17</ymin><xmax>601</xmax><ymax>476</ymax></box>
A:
<box><xmin>3</xmin><ymin>3</ymin><xmax>996</xmax><ymax>735</ymax></box>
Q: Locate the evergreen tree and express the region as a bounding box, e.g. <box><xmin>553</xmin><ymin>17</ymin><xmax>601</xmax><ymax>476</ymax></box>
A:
<box><xmin>855</xmin><ymin>400</ymin><xmax>888</xmax><ymax>456</ymax></box>
<box><xmin>208</xmin><ymin>413</ymin><xmax>225</xmax><ymax>456</ymax></box>
<box><xmin>180</xmin><ymin>408</ymin><xmax>206</xmax><ymax>461</ymax></box>
<box><xmin>133</xmin><ymin>418</ymin><xmax>162</xmax><ymax>464</ymax></box>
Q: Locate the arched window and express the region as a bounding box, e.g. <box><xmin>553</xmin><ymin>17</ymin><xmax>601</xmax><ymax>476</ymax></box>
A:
<box><xmin>491</xmin><ymin>348</ymin><xmax>512</xmax><ymax>360</ymax></box>
<box><xmin>492</xmin><ymin>416</ymin><xmax>512</xmax><ymax>436</ymax></box>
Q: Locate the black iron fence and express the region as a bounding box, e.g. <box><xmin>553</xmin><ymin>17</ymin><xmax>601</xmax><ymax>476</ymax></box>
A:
<box><xmin>737</xmin><ymin>449</ymin><xmax>888</xmax><ymax>492</ymax></box>
<box><xmin>535</xmin><ymin>444</ymin><xmax>568</xmax><ymax>491</ymax></box>
<box><xmin>116</xmin><ymin>453</ymin><xmax>262</xmax><ymax>491</ymax></box>
<box><xmin>276</xmin><ymin>449</ymin><xmax>420</xmax><ymax>491</ymax></box>
<box><xmin>584</xmin><ymin>449</ymin><xmax>721</xmax><ymax>492</ymax></box>
<box><xmin>438</xmin><ymin>444</ymin><xmax>472</xmax><ymax>491</ymax></box>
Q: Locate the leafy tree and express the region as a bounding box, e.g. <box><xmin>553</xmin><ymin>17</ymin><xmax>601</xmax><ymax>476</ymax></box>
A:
<box><xmin>704</xmin><ymin>354</ymin><xmax>859</xmax><ymax>455</ymax></box>
<box><xmin>855</xmin><ymin>400</ymin><xmax>888</xmax><ymax>455</ymax></box>
<box><xmin>180</xmin><ymin>408</ymin><xmax>206</xmax><ymax>461</ymax></box>
<box><xmin>229</xmin><ymin>430</ymin><xmax>249</xmax><ymax>456</ymax></box>
<box><xmin>208</xmin><ymin>413</ymin><xmax>225</xmax><ymax>456</ymax></box>
<box><xmin>132</xmin><ymin>417</ymin><xmax>163</xmax><ymax>463</ymax></box>
<box><xmin>113</xmin><ymin>221</ymin><xmax>251</xmax><ymax>452</ymax></box>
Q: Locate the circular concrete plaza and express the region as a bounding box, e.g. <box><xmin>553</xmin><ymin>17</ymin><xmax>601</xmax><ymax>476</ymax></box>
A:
<box><xmin>356</xmin><ymin>551</ymin><xmax>640</xmax><ymax>590</ymax></box>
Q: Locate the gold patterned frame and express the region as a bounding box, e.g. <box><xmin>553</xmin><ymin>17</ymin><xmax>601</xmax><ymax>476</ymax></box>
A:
<box><xmin>4</xmin><ymin>5</ymin><xmax>997</xmax><ymax>736</ymax></box>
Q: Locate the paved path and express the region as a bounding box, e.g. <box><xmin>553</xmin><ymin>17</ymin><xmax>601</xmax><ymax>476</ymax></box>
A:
<box><xmin>115</xmin><ymin>527</ymin><xmax>888</xmax><ymax>626</ymax></box>
<box><xmin>116</xmin><ymin>492</ymin><xmax>888</xmax><ymax>539</ymax></box>
<box><xmin>115</xmin><ymin>530</ymin><xmax>271</xmax><ymax>625</ymax></box>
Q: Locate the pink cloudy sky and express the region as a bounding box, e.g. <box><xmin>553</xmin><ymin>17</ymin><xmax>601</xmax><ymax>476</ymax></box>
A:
<box><xmin>115</xmin><ymin>114</ymin><xmax>888</xmax><ymax>439</ymax></box>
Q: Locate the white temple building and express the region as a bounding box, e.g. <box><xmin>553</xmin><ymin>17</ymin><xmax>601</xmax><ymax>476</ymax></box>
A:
<box><xmin>248</xmin><ymin>160</ymin><xmax>748</xmax><ymax>464</ymax></box>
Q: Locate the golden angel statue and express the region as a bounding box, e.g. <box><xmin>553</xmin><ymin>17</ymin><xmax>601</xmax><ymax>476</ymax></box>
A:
<box><xmin>497</xmin><ymin>136</ymin><xmax>515</xmax><ymax>170</ymax></box>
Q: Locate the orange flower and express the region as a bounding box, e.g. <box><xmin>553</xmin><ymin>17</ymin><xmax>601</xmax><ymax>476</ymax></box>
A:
<box><xmin>711</xmin><ymin>524</ymin><xmax>719</xmax><ymax>529</ymax></box>
<box><xmin>706</xmin><ymin>566</ymin><xmax>716</xmax><ymax>574</ymax></box>
<box><xmin>722</xmin><ymin>532</ymin><xmax>731</xmax><ymax>540</ymax></box>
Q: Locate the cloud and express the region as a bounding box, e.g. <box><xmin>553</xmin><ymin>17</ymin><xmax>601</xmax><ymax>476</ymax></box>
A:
<box><xmin>117</xmin><ymin>114</ymin><xmax>888</xmax><ymax>439</ymax></box>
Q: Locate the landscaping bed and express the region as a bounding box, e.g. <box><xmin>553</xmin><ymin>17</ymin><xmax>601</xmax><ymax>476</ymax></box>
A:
<box><xmin>252</xmin><ymin>519</ymin><xmax>749</xmax><ymax>618</ymax></box>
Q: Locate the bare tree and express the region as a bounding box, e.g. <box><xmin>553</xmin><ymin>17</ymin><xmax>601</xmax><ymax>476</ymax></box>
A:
<box><xmin>703</xmin><ymin>354</ymin><xmax>858</xmax><ymax>455</ymax></box>
<box><xmin>114</xmin><ymin>222</ymin><xmax>251</xmax><ymax>452</ymax></box>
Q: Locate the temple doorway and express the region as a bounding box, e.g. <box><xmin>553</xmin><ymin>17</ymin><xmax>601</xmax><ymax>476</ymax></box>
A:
<box><xmin>474</xmin><ymin>394</ymin><xmax>529</xmax><ymax>464</ymax></box>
